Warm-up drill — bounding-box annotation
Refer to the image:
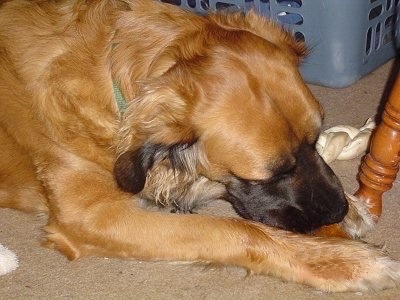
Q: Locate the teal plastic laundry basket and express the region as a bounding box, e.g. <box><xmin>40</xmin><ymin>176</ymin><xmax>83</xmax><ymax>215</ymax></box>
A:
<box><xmin>160</xmin><ymin>0</ymin><xmax>400</xmax><ymax>88</ymax></box>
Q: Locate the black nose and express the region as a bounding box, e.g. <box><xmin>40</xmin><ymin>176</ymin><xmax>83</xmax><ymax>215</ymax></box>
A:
<box><xmin>326</xmin><ymin>201</ymin><xmax>349</xmax><ymax>224</ymax></box>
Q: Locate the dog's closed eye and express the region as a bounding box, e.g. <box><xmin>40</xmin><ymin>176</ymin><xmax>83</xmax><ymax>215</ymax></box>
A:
<box><xmin>247</xmin><ymin>163</ymin><xmax>296</xmax><ymax>186</ymax></box>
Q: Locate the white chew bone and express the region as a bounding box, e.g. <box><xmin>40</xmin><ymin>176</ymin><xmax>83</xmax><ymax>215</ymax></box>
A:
<box><xmin>316</xmin><ymin>119</ymin><xmax>376</xmax><ymax>163</ymax></box>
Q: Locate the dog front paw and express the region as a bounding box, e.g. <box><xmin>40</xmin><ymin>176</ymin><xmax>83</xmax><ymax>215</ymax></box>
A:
<box><xmin>305</xmin><ymin>243</ymin><xmax>400</xmax><ymax>292</ymax></box>
<box><xmin>339</xmin><ymin>193</ymin><xmax>376</xmax><ymax>239</ymax></box>
<box><xmin>267</xmin><ymin>230</ymin><xmax>400</xmax><ymax>292</ymax></box>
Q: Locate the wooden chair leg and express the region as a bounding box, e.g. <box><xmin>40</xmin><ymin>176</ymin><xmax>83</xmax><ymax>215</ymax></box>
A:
<box><xmin>355</xmin><ymin>75</ymin><xmax>400</xmax><ymax>219</ymax></box>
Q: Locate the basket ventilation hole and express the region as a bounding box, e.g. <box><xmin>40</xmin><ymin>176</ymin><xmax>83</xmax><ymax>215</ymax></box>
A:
<box><xmin>201</xmin><ymin>0</ymin><xmax>209</xmax><ymax>10</ymax></box>
<box><xmin>161</xmin><ymin>0</ymin><xmax>181</xmax><ymax>6</ymax></box>
<box><xmin>386</xmin><ymin>0</ymin><xmax>392</xmax><ymax>10</ymax></box>
<box><xmin>385</xmin><ymin>14</ymin><xmax>397</xmax><ymax>28</ymax></box>
<box><xmin>369</xmin><ymin>5</ymin><xmax>383</xmax><ymax>20</ymax></box>
<box><xmin>366</xmin><ymin>27</ymin><xmax>372</xmax><ymax>55</ymax></box>
<box><xmin>383</xmin><ymin>14</ymin><xmax>397</xmax><ymax>46</ymax></box>
<box><xmin>277</xmin><ymin>0</ymin><xmax>302</xmax><ymax>7</ymax></box>
<box><xmin>216</xmin><ymin>2</ymin><xmax>239</xmax><ymax>10</ymax></box>
<box><xmin>375</xmin><ymin>23</ymin><xmax>381</xmax><ymax>50</ymax></box>
<box><xmin>277</xmin><ymin>12</ymin><xmax>303</xmax><ymax>25</ymax></box>
<box><xmin>294</xmin><ymin>31</ymin><xmax>305</xmax><ymax>42</ymax></box>
<box><xmin>383</xmin><ymin>32</ymin><xmax>394</xmax><ymax>45</ymax></box>
<box><xmin>160</xmin><ymin>0</ymin><xmax>209</xmax><ymax>9</ymax></box>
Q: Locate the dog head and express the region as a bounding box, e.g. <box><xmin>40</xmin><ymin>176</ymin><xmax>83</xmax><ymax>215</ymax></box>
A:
<box><xmin>113</xmin><ymin>12</ymin><xmax>348</xmax><ymax>233</ymax></box>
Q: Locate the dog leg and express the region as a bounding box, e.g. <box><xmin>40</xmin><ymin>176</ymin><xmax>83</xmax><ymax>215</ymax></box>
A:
<box><xmin>44</xmin><ymin>198</ymin><xmax>400</xmax><ymax>292</ymax></box>
<box><xmin>0</xmin><ymin>127</ymin><xmax>48</xmax><ymax>213</ymax></box>
<box><xmin>37</xmin><ymin>150</ymin><xmax>400</xmax><ymax>292</ymax></box>
<box><xmin>338</xmin><ymin>193</ymin><xmax>376</xmax><ymax>238</ymax></box>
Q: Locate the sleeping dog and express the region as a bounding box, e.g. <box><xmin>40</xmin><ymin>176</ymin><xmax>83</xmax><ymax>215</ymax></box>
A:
<box><xmin>0</xmin><ymin>0</ymin><xmax>399</xmax><ymax>292</ymax></box>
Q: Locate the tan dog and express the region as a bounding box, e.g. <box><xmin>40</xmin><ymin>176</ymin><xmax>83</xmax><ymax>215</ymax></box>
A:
<box><xmin>0</xmin><ymin>0</ymin><xmax>399</xmax><ymax>292</ymax></box>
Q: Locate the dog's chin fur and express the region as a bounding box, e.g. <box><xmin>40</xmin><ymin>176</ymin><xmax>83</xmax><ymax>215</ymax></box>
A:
<box><xmin>0</xmin><ymin>0</ymin><xmax>399</xmax><ymax>293</ymax></box>
<box><xmin>140</xmin><ymin>163</ymin><xmax>226</xmax><ymax>213</ymax></box>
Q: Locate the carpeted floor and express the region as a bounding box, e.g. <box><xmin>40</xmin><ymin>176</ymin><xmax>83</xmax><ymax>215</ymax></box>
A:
<box><xmin>1</xmin><ymin>60</ymin><xmax>400</xmax><ymax>300</ymax></box>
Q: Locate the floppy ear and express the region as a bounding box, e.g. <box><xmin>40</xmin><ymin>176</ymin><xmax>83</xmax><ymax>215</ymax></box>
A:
<box><xmin>114</xmin><ymin>78</ymin><xmax>199</xmax><ymax>194</ymax></box>
<box><xmin>114</xmin><ymin>141</ymin><xmax>200</xmax><ymax>194</ymax></box>
<box><xmin>209</xmin><ymin>11</ymin><xmax>307</xmax><ymax>59</ymax></box>
<box><xmin>114</xmin><ymin>144</ymin><xmax>160</xmax><ymax>194</ymax></box>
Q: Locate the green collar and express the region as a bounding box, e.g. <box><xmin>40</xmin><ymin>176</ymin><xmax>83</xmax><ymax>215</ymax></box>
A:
<box><xmin>113</xmin><ymin>82</ymin><xmax>127</xmax><ymax>114</ymax></box>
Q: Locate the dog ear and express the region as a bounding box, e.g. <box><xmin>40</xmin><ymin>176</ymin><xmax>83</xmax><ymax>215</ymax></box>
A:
<box><xmin>115</xmin><ymin>69</ymin><xmax>200</xmax><ymax>195</ymax></box>
<box><xmin>114</xmin><ymin>141</ymin><xmax>201</xmax><ymax>194</ymax></box>
<box><xmin>114</xmin><ymin>144</ymin><xmax>161</xmax><ymax>194</ymax></box>
<box><xmin>208</xmin><ymin>11</ymin><xmax>307</xmax><ymax>59</ymax></box>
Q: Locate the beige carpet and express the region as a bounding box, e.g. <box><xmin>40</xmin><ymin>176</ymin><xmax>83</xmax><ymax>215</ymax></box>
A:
<box><xmin>1</xmin><ymin>60</ymin><xmax>400</xmax><ymax>300</ymax></box>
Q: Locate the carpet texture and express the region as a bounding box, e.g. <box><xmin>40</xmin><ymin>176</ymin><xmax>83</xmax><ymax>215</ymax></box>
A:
<box><xmin>1</xmin><ymin>60</ymin><xmax>400</xmax><ymax>299</ymax></box>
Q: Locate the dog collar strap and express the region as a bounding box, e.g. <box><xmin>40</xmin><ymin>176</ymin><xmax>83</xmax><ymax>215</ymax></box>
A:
<box><xmin>113</xmin><ymin>82</ymin><xmax>127</xmax><ymax>114</ymax></box>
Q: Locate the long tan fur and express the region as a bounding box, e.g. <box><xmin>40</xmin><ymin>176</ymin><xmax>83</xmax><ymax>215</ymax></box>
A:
<box><xmin>0</xmin><ymin>0</ymin><xmax>399</xmax><ymax>292</ymax></box>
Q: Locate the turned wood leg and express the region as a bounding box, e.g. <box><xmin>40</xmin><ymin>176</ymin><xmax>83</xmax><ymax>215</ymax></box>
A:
<box><xmin>355</xmin><ymin>75</ymin><xmax>400</xmax><ymax>219</ymax></box>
